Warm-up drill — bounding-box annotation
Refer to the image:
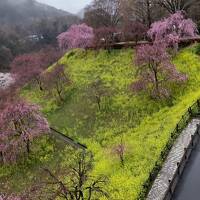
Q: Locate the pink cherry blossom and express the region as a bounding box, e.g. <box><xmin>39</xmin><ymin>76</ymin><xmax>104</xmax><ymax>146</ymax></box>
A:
<box><xmin>57</xmin><ymin>23</ymin><xmax>94</xmax><ymax>50</ymax></box>
<box><xmin>0</xmin><ymin>100</ymin><xmax>49</xmax><ymax>163</ymax></box>
<box><xmin>148</xmin><ymin>11</ymin><xmax>198</xmax><ymax>47</ymax></box>
<box><xmin>132</xmin><ymin>43</ymin><xmax>187</xmax><ymax>98</ymax></box>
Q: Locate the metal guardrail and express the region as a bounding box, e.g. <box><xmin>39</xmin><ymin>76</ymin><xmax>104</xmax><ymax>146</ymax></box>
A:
<box><xmin>159</xmin><ymin>99</ymin><xmax>200</xmax><ymax>166</ymax></box>
<box><xmin>142</xmin><ymin>99</ymin><xmax>200</xmax><ymax>199</ymax></box>
<box><xmin>50</xmin><ymin>127</ymin><xmax>87</xmax><ymax>150</ymax></box>
<box><xmin>87</xmin><ymin>36</ymin><xmax>200</xmax><ymax>50</ymax></box>
<box><xmin>50</xmin><ymin>98</ymin><xmax>200</xmax><ymax>197</ymax></box>
<box><xmin>163</xmin><ymin>124</ymin><xmax>200</xmax><ymax>200</ymax></box>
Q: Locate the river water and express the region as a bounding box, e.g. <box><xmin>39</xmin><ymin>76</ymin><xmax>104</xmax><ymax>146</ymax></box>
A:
<box><xmin>173</xmin><ymin>135</ymin><xmax>200</xmax><ymax>200</ymax></box>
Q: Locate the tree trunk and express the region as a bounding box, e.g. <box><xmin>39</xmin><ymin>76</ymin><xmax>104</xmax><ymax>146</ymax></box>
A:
<box><xmin>36</xmin><ymin>77</ymin><xmax>43</xmax><ymax>91</ymax></box>
<box><xmin>57</xmin><ymin>90</ymin><xmax>64</xmax><ymax>102</ymax></box>
<box><xmin>153</xmin><ymin>68</ymin><xmax>159</xmax><ymax>97</ymax></box>
<box><xmin>87</xmin><ymin>188</ymin><xmax>92</xmax><ymax>200</ymax></box>
<box><xmin>26</xmin><ymin>139</ymin><xmax>30</xmax><ymax>155</ymax></box>
<box><xmin>173</xmin><ymin>42</ymin><xmax>179</xmax><ymax>55</ymax></box>
<box><xmin>120</xmin><ymin>153</ymin><xmax>124</xmax><ymax>167</ymax></box>
<box><xmin>146</xmin><ymin>0</ymin><xmax>152</xmax><ymax>28</ymax></box>
<box><xmin>0</xmin><ymin>152</ymin><xmax>3</xmax><ymax>164</ymax></box>
<box><xmin>96</xmin><ymin>96</ymin><xmax>101</xmax><ymax>111</ymax></box>
<box><xmin>56</xmin><ymin>83</ymin><xmax>64</xmax><ymax>102</ymax></box>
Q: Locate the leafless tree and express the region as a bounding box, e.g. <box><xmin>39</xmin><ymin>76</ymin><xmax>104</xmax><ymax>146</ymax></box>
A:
<box><xmin>32</xmin><ymin>152</ymin><xmax>109</xmax><ymax>200</ymax></box>
<box><xmin>120</xmin><ymin>0</ymin><xmax>165</xmax><ymax>28</ymax></box>
<box><xmin>84</xmin><ymin>0</ymin><xmax>121</xmax><ymax>27</ymax></box>
<box><xmin>114</xmin><ymin>137</ymin><xmax>126</xmax><ymax>167</ymax></box>
<box><xmin>42</xmin><ymin>64</ymin><xmax>70</xmax><ymax>102</ymax></box>
<box><xmin>88</xmin><ymin>78</ymin><xmax>112</xmax><ymax>111</ymax></box>
<box><xmin>156</xmin><ymin>0</ymin><xmax>200</xmax><ymax>13</ymax></box>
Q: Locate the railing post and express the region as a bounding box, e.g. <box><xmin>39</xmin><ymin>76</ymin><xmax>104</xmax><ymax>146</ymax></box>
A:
<box><xmin>197</xmin><ymin>124</ymin><xmax>200</xmax><ymax>135</ymax></box>
<box><xmin>191</xmin><ymin>135</ymin><xmax>194</xmax><ymax>146</ymax></box>
<box><xmin>176</xmin><ymin>124</ymin><xmax>179</xmax><ymax>132</ymax></box>
<box><xmin>188</xmin><ymin>107</ymin><xmax>192</xmax><ymax>115</ymax></box>
<box><xmin>197</xmin><ymin>100</ymin><xmax>200</xmax><ymax>113</ymax></box>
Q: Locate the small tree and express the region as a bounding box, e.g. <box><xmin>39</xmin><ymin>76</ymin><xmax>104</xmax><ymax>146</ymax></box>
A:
<box><xmin>148</xmin><ymin>11</ymin><xmax>198</xmax><ymax>51</ymax></box>
<box><xmin>88</xmin><ymin>78</ymin><xmax>111</xmax><ymax>111</ymax></box>
<box><xmin>0</xmin><ymin>100</ymin><xmax>49</xmax><ymax>163</ymax></box>
<box><xmin>157</xmin><ymin>0</ymin><xmax>199</xmax><ymax>13</ymax></box>
<box><xmin>132</xmin><ymin>43</ymin><xmax>187</xmax><ymax>99</ymax></box>
<box><xmin>57</xmin><ymin>24</ymin><xmax>94</xmax><ymax>50</ymax></box>
<box><xmin>43</xmin><ymin>64</ymin><xmax>70</xmax><ymax>102</ymax></box>
<box><xmin>93</xmin><ymin>27</ymin><xmax>116</xmax><ymax>50</ymax></box>
<box><xmin>38</xmin><ymin>152</ymin><xmax>108</xmax><ymax>200</ymax></box>
<box><xmin>113</xmin><ymin>138</ymin><xmax>126</xmax><ymax>167</ymax></box>
<box><xmin>122</xmin><ymin>21</ymin><xmax>147</xmax><ymax>43</ymax></box>
<box><xmin>83</xmin><ymin>0</ymin><xmax>121</xmax><ymax>27</ymax></box>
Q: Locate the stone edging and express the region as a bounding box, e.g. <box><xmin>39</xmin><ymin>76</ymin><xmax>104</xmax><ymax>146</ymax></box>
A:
<box><xmin>147</xmin><ymin>118</ymin><xmax>200</xmax><ymax>200</ymax></box>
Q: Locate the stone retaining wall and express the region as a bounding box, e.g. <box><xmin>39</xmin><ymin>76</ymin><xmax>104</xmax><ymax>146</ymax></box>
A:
<box><xmin>147</xmin><ymin>118</ymin><xmax>200</xmax><ymax>200</ymax></box>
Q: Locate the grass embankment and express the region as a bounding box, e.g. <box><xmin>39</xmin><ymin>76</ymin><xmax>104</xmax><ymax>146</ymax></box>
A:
<box><xmin>4</xmin><ymin>45</ymin><xmax>200</xmax><ymax>199</ymax></box>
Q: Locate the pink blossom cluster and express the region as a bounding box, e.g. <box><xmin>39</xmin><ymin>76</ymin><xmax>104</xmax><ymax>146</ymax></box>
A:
<box><xmin>57</xmin><ymin>23</ymin><xmax>94</xmax><ymax>50</ymax></box>
<box><xmin>11</xmin><ymin>53</ymin><xmax>42</xmax><ymax>86</ymax></box>
<box><xmin>0</xmin><ymin>100</ymin><xmax>49</xmax><ymax>163</ymax></box>
<box><xmin>148</xmin><ymin>11</ymin><xmax>198</xmax><ymax>46</ymax></box>
<box><xmin>132</xmin><ymin>43</ymin><xmax>187</xmax><ymax>98</ymax></box>
<box><xmin>10</xmin><ymin>47</ymin><xmax>62</xmax><ymax>88</ymax></box>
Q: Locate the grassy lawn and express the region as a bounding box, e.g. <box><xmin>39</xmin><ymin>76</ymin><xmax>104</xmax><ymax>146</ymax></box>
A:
<box><xmin>4</xmin><ymin>44</ymin><xmax>200</xmax><ymax>199</ymax></box>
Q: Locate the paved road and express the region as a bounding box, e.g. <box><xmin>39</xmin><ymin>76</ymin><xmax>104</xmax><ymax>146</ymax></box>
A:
<box><xmin>172</xmin><ymin>134</ymin><xmax>200</xmax><ymax>200</ymax></box>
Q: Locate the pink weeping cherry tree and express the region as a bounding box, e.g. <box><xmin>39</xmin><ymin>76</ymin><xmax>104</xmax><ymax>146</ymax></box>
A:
<box><xmin>132</xmin><ymin>43</ymin><xmax>187</xmax><ymax>99</ymax></box>
<box><xmin>148</xmin><ymin>11</ymin><xmax>198</xmax><ymax>51</ymax></box>
<box><xmin>0</xmin><ymin>100</ymin><xmax>49</xmax><ymax>163</ymax></box>
<box><xmin>57</xmin><ymin>23</ymin><xmax>94</xmax><ymax>50</ymax></box>
<box><xmin>11</xmin><ymin>47</ymin><xmax>62</xmax><ymax>91</ymax></box>
<box><xmin>11</xmin><ymin>53</ymin><xmax>43</xmax><ymax>90</ymax></box>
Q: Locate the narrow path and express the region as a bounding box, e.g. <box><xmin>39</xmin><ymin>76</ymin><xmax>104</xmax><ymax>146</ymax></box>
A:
<box><xmin>50</xmin><ymin>127</ymin><xmax>87</xmax><ymax>150</ymax></box>
<box><xmin>172</xmin><ymin>134</ymin><xmax>200</xmax><ymax>200</ymax></box>
<box><xmin>0</xmin><ymin>74</ymin><xmax>87</xmax><ymax>150</ymax></box>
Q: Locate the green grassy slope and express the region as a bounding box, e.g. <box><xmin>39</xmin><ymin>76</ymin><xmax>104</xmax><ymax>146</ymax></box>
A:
<box><xmin>22</xmin><ymin>45</ymin><xmax>200</xmax><ymax>199</ymax></box>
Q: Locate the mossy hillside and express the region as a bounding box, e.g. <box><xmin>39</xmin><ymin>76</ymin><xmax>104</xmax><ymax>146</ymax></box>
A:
<box><xmin>22</xmin><ymin>45</ymin><xmax>200</xmax><ymax>199</ymax></box>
